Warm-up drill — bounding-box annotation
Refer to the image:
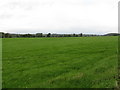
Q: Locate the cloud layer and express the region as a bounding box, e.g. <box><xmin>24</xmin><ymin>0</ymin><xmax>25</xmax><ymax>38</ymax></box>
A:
<box><xmin>0</xmin><ymin>0</ymin><xmax>118</xmax><ymax>34</ymax></box>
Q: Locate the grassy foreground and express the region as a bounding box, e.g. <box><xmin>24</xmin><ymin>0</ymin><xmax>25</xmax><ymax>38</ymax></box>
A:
<box><xmin>2</xmin><ymin>36</ymin><xmax>118</xmax><ymax>88</ymax></box>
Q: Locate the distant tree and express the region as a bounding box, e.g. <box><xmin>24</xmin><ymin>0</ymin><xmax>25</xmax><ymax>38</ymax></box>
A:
<box><xmin>79</xmin><ymin>33</ymin><xmax>83</xmax><ymax>37</ymax></box>
<box><xmin>68</xmin><ymin>34</ymin><xmax>71</xmax><ymax>37</ymax></box>
<box><xmin>5</xmin><ymin>33</ymin><xmax>12</xmax><ymax>38</ymax></box>
<box><xmin>105</xmin><ymin>33</ymin><xmax>120</xmax><ymax>36</ymax></box>
<box><xmin>32</xmin><ymin>34</ymin><xmax>36</xmax><ymax>37</ymax></box>
<box><xmin>0</xmin><ymin>32</ymin><xmax>4</xmax><ymax>38</ymax></box>
<box><xmin>28</xmin><ymin>34</ymin><xmax>32</xmax><ymax>37</ymax></box>
<box><xmin>73</xmin><ymin>34</ymin><xmax>76</xmax><ymax>37</ymax></box>
<box><xmin>36</xmin><ymin>33</ymin><xmax>43</xmax><ymax>37</ymax></box>
<box><xmin>16</xmin><ymin>34</ymin><xmax>21</xmax><ymax>38</ymax></box>
<box><xmin>75</xmin><ymin>34</ymin><xmax>78</xmax><ymax>37</ymax></box>
<box><xmin>21</xmin><ymin>34</ymin><xmax>26</xmax><ymax>37</ymax></box>
<box><xmin>19</xmin><ymin>34</ymin><xmax>24</xmax><ymax>37</ymax></box>
<box><xmin>47</xmin><ymin>33</ymin><xmax>51</xmax><ymax>37</ymax></box>
<box><xmin>20</xmin><ymin>34</ymin><xmax>32</xmax><ymax>37</ymax></box>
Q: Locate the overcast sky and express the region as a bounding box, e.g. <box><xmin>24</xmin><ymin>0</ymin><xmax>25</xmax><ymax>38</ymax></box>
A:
<box><xmin>0</xmin><ymin>0</ymin><xmax>118</xmax><ymax>34</ymax></box>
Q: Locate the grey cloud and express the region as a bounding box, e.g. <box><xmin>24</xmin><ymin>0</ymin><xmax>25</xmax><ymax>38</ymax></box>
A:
<box><xmin>0</xmin><ymin>14</ymin><xmax>13</xmax><ymax>19</ymax></box>
<box><xmin>0</xmin><ymin>0</ymin><xmax>118</xmax><ymax>34</ymax></box>
<box><xmin>1</xmin><ymin>1</ymin><xmax>55</xmax><ymax>11</ymax></box>
<box><xmin>0</xmin><ymin>1</ymin><xmax>39</xmax><ymax>11</ymax></box>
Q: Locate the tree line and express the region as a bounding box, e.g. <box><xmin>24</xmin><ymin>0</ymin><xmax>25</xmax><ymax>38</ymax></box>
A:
<box><xmin>0</xmin><ymin>32</ymin><xmax>119</xmax><ymax>38</ymax></box>
<box><xmin>0</xmin><ymin>32</ymin><xmax>99</xmax><ymax>38</ymax></box>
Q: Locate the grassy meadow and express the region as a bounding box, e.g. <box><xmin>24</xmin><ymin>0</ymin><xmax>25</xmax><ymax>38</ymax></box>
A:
<box><xmin>2</xmin><ymin>36</ymin><xmax>118</xmax><ymax>88</ymax></box>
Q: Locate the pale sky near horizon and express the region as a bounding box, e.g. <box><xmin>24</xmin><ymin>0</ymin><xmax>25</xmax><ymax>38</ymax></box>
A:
<box><xmin>0</xmin><ymin>0</ymin><xmax>119</xmax><ymax>34</ymax></box>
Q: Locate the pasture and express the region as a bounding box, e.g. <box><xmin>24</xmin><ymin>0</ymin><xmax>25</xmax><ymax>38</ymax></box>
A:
<box><xmin>2</xmin><ymin>36</ymin><xmax>118</xmax><ymax>88</ymax></box>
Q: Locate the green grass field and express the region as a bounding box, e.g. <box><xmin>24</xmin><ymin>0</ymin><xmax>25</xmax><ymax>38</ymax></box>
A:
<box><xmin>2</xmin><ymin>36</ymin><xmax>118</xmax><ymax>88</ymax></box>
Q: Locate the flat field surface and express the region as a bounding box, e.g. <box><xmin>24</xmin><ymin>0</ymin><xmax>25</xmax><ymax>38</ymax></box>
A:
<box><xmin>2</xmin><ymin>36</ymin><xmax>118</xmax><ymax>88</ymax></box>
